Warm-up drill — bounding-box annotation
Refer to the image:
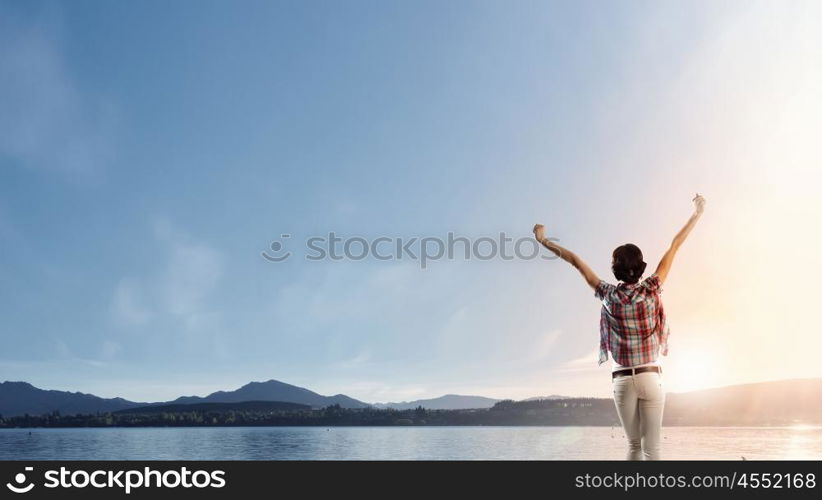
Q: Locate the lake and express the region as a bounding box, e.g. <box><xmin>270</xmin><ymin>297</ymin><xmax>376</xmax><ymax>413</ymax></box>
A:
<box><xmin>1</xmin><ymin>426</ymin><xmax>821</xmax><ymax>460</ymax></box>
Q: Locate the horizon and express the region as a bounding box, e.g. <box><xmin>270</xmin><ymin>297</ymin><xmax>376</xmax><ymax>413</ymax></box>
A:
<box><xmin>5</xmin><ymin>374</ymin><xmax>821</xmax><ymax>405</ymax></box>
<box><xmin>2</xmin><ymin>1</ymin><xmax>822</xmax><ymax>403</ymax></box>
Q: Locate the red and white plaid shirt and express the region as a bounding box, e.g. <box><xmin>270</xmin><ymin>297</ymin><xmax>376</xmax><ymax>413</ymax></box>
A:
<box><xmin>594</xmin><ymin>272</ymin><xmax>670</xmax><ymax>366</ymax></box>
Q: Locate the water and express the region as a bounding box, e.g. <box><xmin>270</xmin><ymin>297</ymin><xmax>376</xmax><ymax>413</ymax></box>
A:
<box><xmin>1</xmin><ymin>426</ymin><xmax>821</xmax><ymax>460</ymax></box>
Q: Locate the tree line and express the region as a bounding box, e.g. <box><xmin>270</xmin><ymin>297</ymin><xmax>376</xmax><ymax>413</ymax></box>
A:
<box><xmin>0</xmin><ymin>398</ymin><xmax>621</xmax><ymax>428</ymax></box>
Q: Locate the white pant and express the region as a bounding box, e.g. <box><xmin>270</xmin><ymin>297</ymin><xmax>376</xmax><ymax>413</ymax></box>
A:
<box><xmin>612</xmin><ymin>370</ymin><xmax>665</xmax><ymax>460</ymax></box>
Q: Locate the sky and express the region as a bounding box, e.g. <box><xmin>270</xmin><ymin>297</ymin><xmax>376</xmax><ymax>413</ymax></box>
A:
<box><xmin>1</xmin><ymin>0</ymin><xmax>821</xmax><ymax>403</ymax></box>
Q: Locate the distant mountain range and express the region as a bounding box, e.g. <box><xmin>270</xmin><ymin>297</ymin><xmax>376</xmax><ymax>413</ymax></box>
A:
<box><xmin>0</xmin><ymin>379</ymin><xmax>369</xmax><ymax>417</ymax></box>
<box><xmin>664</xmin><ymin>378</ymin><xmax>822</xmax><ymax>426</ymax></box>
<box><xmin>0</xmin><ymin>382</ymin><xmax>144</xmax><ymax>417</ymax></box>
<box><xmin>3</xmin><ymin>378</ymin><xmax>822</xmax><ymax>426</ymax></box>
<box><xmin>0</xmin><ymin>380</ymin><xmax>501</xmax><ymax>416</ymax></box>
<box><xmin>114</xmin><ymin>400</ymin><xmax>311</xmax><ymax>415</ymax></box>
<box><xmin>372</xmin><ymin>394</ymin><xmax>501</xmax><ymax>410</ymax></box>
<box><xmin>166</xmin><ymin>379</ymin><xmax>370</xmax><ymax>409</ymax></box>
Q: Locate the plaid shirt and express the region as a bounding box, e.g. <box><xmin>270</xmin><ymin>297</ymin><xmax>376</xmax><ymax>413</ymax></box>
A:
<box><xmin>594</xmin><ymin>273</ymin><xmax>670</xmax><ymax>366</ymax></box>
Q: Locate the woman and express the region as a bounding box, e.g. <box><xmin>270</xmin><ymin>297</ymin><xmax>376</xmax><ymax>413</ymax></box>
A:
<box><xmin>532</xmin><ymin>193</ymin><xmax>705</xmax><ymax>460</ymax></box>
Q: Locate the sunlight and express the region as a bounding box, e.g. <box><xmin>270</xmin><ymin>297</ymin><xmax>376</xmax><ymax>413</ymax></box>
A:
<box><xmin>663</xmin><ymin>346</ymin><xmax>723</xmax><ymax>393</ymax></box>
<box><xmin>789</xmin><ymin>424</ymin><xmax>821</xmax><ymax>431</ymax></box>
<box><xmin>783</xmin><ymin>428</ymin><xmax>815</xmax><ymax>460</ymax></box>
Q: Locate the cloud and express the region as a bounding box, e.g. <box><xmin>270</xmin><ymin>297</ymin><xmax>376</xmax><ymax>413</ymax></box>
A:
<box><xmin>160</xmin><ymin>239</ymin><xmax>222</xmax><ymax>319</ymax></box>
<box><xmin>0</xmin><ymin>7</ymin><xmax>116</xmax><ymax>176</ymax></box>
<box><xmin>334</xmin><ymin>350</ymin><xmax>372</xmax><ymax>370</ymax></box>
<box><xmin>47</xmin><ymin>338</ymin><xmax>118</xmax><ymax>369</ymax></box>
<box><xmin>272</xmin><ymin>262</ymin><xmax>443</xmax><ymax>328</ymax></box>
<box><xmin>52</xmin><ymin>338</ymin><xmax>73</xmax><ymax>359</ymax></box>
<box><xmin>435</xmin><ymin>305</ymin><xmax>471</xmax><ymax>355</ymax></box>
<box><xmin>111</xmin><ymin>278</ymin><xmax>152</xmax><ymax>326</ymax></box>
<box><xmin>527</xmin><ymin>329</ymin><xmax>562</xmax><ymax>362</ymax></box>
<box><xmin>109</xmin><ymin>219</ymin><xmax>223</xmax><ymax>332</ymax></box>
<box><xmin>554</xmin><ymin>348</ymin><xmax>601</xmax><ymax>373</ymax></box>
<box><xmin>99</xmin><ymin>340</ymin><xmax>123</xmax><ymax>361</ymax></box>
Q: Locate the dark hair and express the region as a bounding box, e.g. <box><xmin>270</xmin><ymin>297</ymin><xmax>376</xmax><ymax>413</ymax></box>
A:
<box><xmin>612</xmin><ymin>244</ymin><xmax>647</xmax><ymax>284</ymax></box>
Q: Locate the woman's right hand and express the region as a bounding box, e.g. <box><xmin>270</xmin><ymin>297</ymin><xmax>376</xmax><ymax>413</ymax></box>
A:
<box><xmin>533</xmin><ymin>224</ymin><xmax>545</xmax><ymax>242</ymax></box>
<box><xmin>692</xmin><ymin>193</ymin><xmax>706</xmax><ymax>215</ymax></box>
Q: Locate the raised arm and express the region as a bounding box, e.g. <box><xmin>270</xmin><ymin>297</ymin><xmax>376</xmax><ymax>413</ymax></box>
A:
<box><xmin>533</xmin><ymin>224</ymin><xmax>600</xmax><ymax>289</ymax></box>
<box><xmin>655</xmin><ymin>193</ymin><xmax>705</xmax><ymax>283</ymax></box>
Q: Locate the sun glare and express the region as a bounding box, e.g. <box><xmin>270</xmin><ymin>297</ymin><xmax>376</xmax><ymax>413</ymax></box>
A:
<box><xmin>663</xmin><ymin>346</ymin><xmax>723</xmax><ymax>393</ymax></box>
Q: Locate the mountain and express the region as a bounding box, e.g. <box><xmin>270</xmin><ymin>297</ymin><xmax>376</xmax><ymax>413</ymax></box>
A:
<box><xmin>0</xmin><ymin>381</ymin><xmax>143</xmax><ymax>417</ymax></box>
<box><xmin>5</xmin><ymin>377</ymin><xmax>822</xmax><ymax>424</ymax></box>
<box><xmin>166</xmin><ymin>379</ymin><xmax>370</xmax><ymax>409</ymax></box>
<box><xmin>373</xmin><ymin>394</ymin><xmax>500</xmax><ymax>410</ymax></box>
<box><xmin>116</xmin><ymin>400</ymin><xmax>311</xmax><ymax>414</ymax></box>
<box><xmin>488</xmin><ymin>378</ymin><xmax>822</xmax><ymax>426</ymax></box>
<box><xmin>0</xmin><ymin>379</ymin><xmax>368</xmax><ymax>417</ymax></box>
<box><xmin>664</xmin><ymin>377</ymin><xmax>822</xmax><ymax>426</ymax></box>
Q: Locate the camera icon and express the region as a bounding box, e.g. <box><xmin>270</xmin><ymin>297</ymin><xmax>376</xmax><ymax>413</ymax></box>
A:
<box><xmin>6</xmin><ymin>466</ymin><xmax>35</xmax><ymax>494</ymax></box>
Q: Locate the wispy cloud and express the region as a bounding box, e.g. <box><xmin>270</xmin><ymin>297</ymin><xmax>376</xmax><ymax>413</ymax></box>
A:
<box><xmin>0</xmin><ymin>7</ymin><xmax>117</xmax><ymax>177</ymax></box>
<box><xmin>109</xmin><ymin>219</ymin><xmax>223</xmax><ymax>332</ymax></box>
<box><xmin>554</xmin><ymin>348</ymin><xmax>601</xmax><ymax>373</ymax></box>
<box><xmin>158</xmin><ymin>233</ymin><xmax>222</xmax><ymax>323</ymax></box>
<box><xmin>99</xmin><ymin>340</ymin><xmax>123</xmax><ymax>362</ymax></box>
<box><xmin>334</xmin><ymin>351</ymin><xmax>372</xmax><ymax>370</ymax></box>
<box><xmin>527</xmin><ymin>329</ymin><xmax>563</xmax><ymax>362</ymax></box>
<box><xmin>110</xmin><ymin>278</ymin><xmax>152</xmax><ymax>326</ymax></box>
<box><xmin>48</xmin><ymin>338</ymin><xmax>116</xmax><ymax>369</ymax></box>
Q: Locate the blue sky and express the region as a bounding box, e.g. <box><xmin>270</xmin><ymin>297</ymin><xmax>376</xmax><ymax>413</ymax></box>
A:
<box><xmin>2</xmin><ymin>0</ymin><xmax>821</xmax><ymax>402</ymax></box>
